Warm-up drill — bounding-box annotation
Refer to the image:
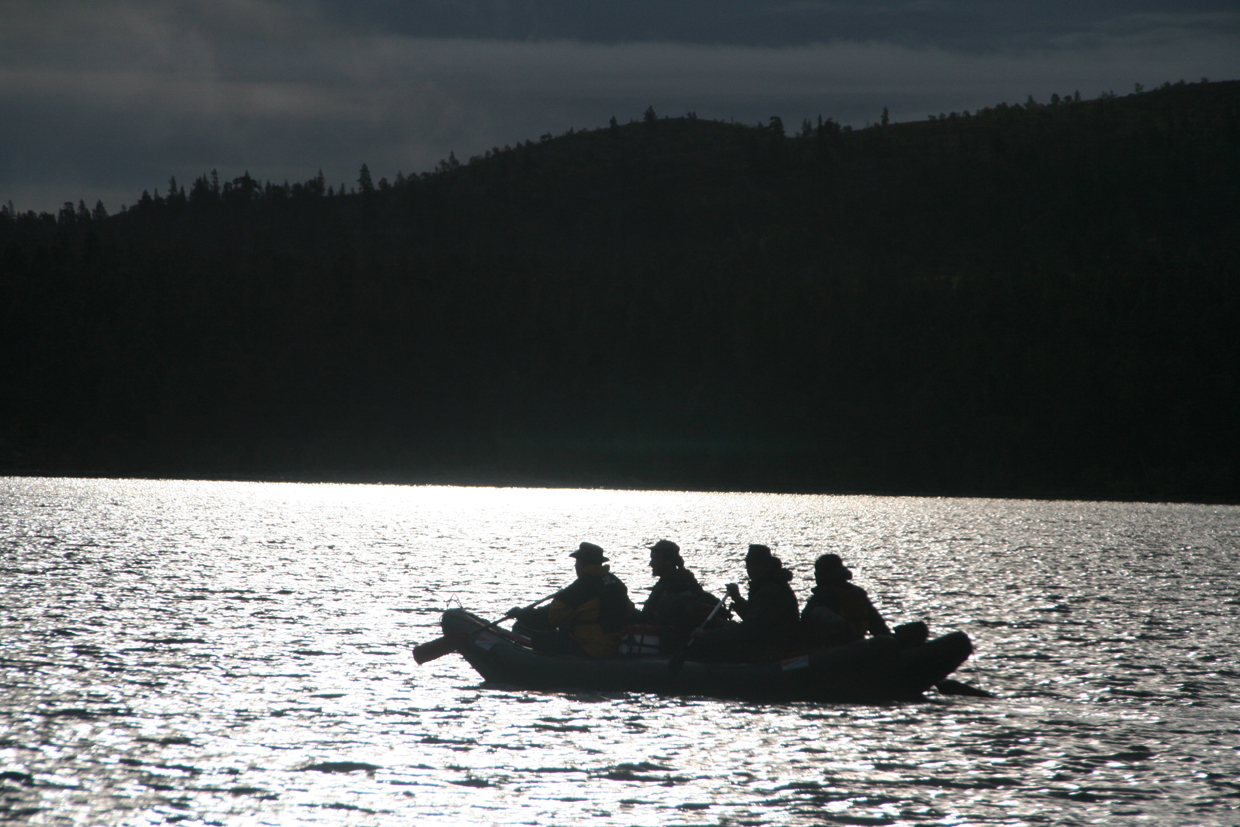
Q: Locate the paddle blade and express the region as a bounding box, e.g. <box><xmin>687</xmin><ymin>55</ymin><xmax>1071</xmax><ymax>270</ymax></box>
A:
<box><xmin>413</xmin><ymin>632</ymin><xmax>469</xmax><ymax>664</ymax></box>
<box><xmin>935</xmin><ymin>678</ymin><xmax>995</xmax><ymax>698</ymax></box>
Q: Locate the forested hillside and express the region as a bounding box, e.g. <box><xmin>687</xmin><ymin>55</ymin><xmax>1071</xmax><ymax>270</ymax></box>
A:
<box><xmin>2</xmin><ymin>81</ymin><xmax>1238</xmax><ymax>501</ymax></box>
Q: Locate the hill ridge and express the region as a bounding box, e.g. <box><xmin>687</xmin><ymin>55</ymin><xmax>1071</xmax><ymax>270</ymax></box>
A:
<box><xmin>2</xmin><ymin>80</ymin><xmax>1238</xmax><ymax>501</ymax></box>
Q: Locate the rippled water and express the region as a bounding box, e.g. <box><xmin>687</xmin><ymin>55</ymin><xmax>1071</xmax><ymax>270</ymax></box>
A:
<box><xmin>2</xmin><ymin>477</ymin><xmax>1238</xmax><ymax>826</ymax></box>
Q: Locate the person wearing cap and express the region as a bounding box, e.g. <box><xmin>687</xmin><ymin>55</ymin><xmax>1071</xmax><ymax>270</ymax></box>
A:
<box><xmin>801</xmin><ymin>553</ymin><xmax>891</xmax><ymax>646</ymax></box>
<box><xmin>640</xmin><ymin>540</ymin><xmax>709</xmax><ymax>624</ymax></box>
<box><xmin>692</xmin><ymin>544</ymin><xmax>800</xmax><ymax>662</ymax></box>
<box><xmin>508</xmin><ymin>542</ymin><xmax>635</xmax><ymax>658</ymax></box>
<box><xmin>639</xmin><ymin>540</ymin><xmax>721</xmax><ymax>649</ymax></box>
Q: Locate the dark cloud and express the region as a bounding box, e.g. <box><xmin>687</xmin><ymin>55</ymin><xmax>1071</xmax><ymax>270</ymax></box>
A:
<box><xmin>2</xmin><ymin>0</ymin><xmax>1236</xmax><ymax>212</ymax></box>
<box><xmin>318</xmin><ymin>1</ymin><xmax>1240</xmax><ymax>49</ymax></box>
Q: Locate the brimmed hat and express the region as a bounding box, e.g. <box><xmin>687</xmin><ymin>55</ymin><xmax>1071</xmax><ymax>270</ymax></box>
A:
<box><xmin>570</xmin><ymin>542</ymin><xmax>608</xmax><ymax>564</ymax></box>
<box><xmin>649</xmin><ymin>539</ymin><xmax>680</xmax><ymax>556</ymax></box>
<box><xmin>815</xmin><ymin>553</ymin><xmax>853</xmax><ymax>581</ymax></box>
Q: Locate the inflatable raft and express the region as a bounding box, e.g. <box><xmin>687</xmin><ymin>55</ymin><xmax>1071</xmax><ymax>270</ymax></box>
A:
<box><xmin>436</xmin><ymin>608</ymin><xmax>974</xmax><ymax>702</ymax></box>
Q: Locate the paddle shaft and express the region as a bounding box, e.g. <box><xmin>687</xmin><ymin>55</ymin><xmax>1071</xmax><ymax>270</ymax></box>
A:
<box><xmin>668</xmin><ymin>595</ymin><xmax>727</xmax><ymax>677</ymax></box>
<box><xmin>477</xmin><ymin>593</ymin><xmax>556</xmax><ymax>638</ymax></box>
<box><xmin>413</xmin><ymin>592</ymin><xmax>556</xmax><ymax>664</ymax></box>
<box><xmin>697</xmin><ymin>595</ymin><xmax>728</xmax><ymax>631</ymax></box>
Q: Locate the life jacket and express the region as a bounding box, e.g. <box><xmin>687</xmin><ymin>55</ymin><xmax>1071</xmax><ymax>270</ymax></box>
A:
<box><xmin>640</xmin><ymin>567</ymin><xmax>710</xmax><ymax>626</ymax></box>
<box><xmin>547</xmin><ymin>564</ymin><xmax>635</xmax><ymax>657</ymax></box>
<box><xmin>808</xmin><ymin>582</ymin><xmax>873</xmax><ymax>641</ymax></box>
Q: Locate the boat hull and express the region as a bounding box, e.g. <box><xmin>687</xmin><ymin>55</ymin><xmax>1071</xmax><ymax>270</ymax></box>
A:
<box><xmin>439</xmin><ymin>608</ymin><xmax>973</xmax><ymax>702</ymax></box>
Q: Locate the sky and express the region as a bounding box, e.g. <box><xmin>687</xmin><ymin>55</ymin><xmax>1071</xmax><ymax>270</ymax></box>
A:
<box><xmin>2</xmin><ymin>0</ymin><xmax>1237</xmax><ymax>214</ymax></box>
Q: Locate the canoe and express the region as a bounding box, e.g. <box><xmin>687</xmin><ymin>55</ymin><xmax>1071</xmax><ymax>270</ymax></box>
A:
<box><xmin>438</xmin><ymin>608</ymin><xmax>974</xmax><ymax>702</ymax></box>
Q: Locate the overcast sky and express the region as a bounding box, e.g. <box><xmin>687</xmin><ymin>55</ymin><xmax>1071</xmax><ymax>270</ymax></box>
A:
<box><xmin>2</xmin><ymin>0</ymin><xmax>1237</xmax><ymax>214</ymax></box>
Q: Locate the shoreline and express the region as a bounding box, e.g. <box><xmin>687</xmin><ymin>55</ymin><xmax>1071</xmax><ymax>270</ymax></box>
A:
<box><xmin>5</xmin><ymin>467</ymin><xmax>1236</xmax><ymax>507</ymax></box>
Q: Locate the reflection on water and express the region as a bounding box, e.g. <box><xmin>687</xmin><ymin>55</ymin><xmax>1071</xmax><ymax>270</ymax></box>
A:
<box><xmin>1</xmin><ymin>477</ymin><xmax>1238</xmax><ymax>825</ymax></box>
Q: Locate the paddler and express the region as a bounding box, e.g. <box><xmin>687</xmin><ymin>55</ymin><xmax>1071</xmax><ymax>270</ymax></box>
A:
<box><xmin>800</xmin><ymin>553</ymin><xmax>892</xmax><ymax>646</ymax></box>
<box><xmin>691</xmin><ymin>544</ymin><xmax>799</xmax><ymax>662</ymax></box>
<box><xmin>640</xmin><ymin>539</ymin><xmax>722</xmax><ymax>650</ymax></box>
<box><xmin>640</xmin><ymin>540</ymin><xmax>711</xmax><ymax>622</ymax></box>
<box><xmin>507</xmin><ymin>542</ymin><xmax>635</xmax><ymax>658</ymax></box>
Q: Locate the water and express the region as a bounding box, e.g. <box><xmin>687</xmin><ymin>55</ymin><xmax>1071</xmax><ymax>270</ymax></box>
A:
<box><xmin>1</xmin><ymin>477</ymin><xmax>1237</xmax><ymax>826</ymax></box>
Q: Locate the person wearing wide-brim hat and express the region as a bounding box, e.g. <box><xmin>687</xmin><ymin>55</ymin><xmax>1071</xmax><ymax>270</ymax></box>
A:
<box><xmin>692</xmin><ymin>544</ymin><xmax>800</xmax><ymax>662</ymax></box>
<box><xmin>508</xmin><ymin>542</ymin><xmax>634</xmax><ymax>657</ymax></box>
<box><xmin>569</xmin><ymin>542</ymin><xmax>609</xmax><ymax>565</ymax></box>
<box><xmin>801</xmin><ymin>553</ymin><xmax>891</xmax><ymax>646</ymax></box>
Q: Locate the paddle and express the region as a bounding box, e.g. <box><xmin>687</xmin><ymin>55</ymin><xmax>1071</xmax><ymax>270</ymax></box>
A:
<box><xmin>934</xmin><ymin>678</ymin><xmax>995</xmax><ymax>697</ymax></box>
<box><xmin>413</xmin><ymin>593</ymin><xmax>556</xmax><ymax>665</ymax></box>
<box><xmin>668</xmin><ymin>596</ymin><xmax>727</xmax><ymax>677</ymax></box>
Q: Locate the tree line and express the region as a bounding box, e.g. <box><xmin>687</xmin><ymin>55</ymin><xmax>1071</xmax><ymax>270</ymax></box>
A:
<box><xmin>2</xmin><ymin>80</ymin><xmax>1238</xmax><ymax>501</ymax></box>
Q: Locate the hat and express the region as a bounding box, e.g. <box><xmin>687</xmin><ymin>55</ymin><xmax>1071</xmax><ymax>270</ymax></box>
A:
<box><xmin>649</xmin><ymin>539</ymin><xmax>680</xmax><ymax>556</ymax></box>
<box><xmin>815</xmin><ymin>553</ymin><xmax>853</xmax><ymax>581</ymax></box>
<box><xmin>745</xmin><ymin>544</ymin><xmax>773</xmax><ymax>562</ymax></box>
<box><xmin>570</xmin><ymin>542</ymin><xmax>608</xmax><ymax>564</ymax></box>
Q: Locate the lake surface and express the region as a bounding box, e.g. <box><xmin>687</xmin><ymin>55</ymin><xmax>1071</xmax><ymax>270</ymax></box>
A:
<box><xmin>1</xmin><ymin>477</ymin><xmax>1238</xmax><ymax>826</ymax></box>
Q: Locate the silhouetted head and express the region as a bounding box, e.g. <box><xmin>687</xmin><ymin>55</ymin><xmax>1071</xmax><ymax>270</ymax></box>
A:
<box><xmin>648</xmin><ymin>539</ymin><xmax>683</xmax><ymax>576</ymax></box>
<box><xmin>570</xmin><ymin>542</ymin><xmax>608</xmax><ymax>566</ymax></box>
<box><xmin>745</xmin><ymin>543</ymin><xmax>780</xmax><ymax>577</ymax></box>
<box><xmin>814</xmin><ymin>553</ymin><xmax>853</xmax><ymax>583</ymax></box>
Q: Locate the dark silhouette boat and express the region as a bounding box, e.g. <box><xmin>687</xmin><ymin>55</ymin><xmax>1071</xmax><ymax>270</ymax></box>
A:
<box><xmin>436</xmin><ymin>608</ymin><xmax>975</xmax><ymax>702</ymax></box>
